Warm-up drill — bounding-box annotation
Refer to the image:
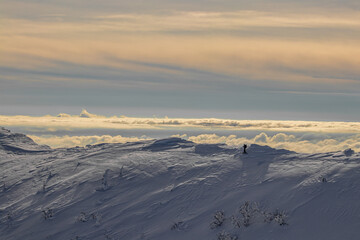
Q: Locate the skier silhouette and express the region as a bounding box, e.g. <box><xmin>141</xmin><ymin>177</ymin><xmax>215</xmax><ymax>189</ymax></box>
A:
<box><xmin>243</xmin><ymin>144</ymin><xmax>247</xmax><ymax>154</ymax></box>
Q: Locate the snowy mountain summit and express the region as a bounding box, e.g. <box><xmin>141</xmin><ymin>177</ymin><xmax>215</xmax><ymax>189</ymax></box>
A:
<box><xmin>0</xmin><ymin>127</ymin><xmax>50</xmax><ymax>153</ymax></box>
<box><xmin>0</xmin><ymin>128</ymin><xmax>359</xmax><ymax>240</ymax></box>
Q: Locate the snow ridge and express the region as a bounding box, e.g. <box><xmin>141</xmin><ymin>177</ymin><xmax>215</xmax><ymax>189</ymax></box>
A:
<box><xmin>0</xmin><ymin>127</ymin><xmax>359</xmax><ymax>240</ymax></box>
<box><xmin>0</xmin><ymin>127</ymin><xmax>50</xmax><ymax>153</ymax></box>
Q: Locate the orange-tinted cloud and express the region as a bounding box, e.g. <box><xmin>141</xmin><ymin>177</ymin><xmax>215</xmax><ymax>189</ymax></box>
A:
<box><xmin>1</xmin><ymin>11</ymin><xmax>360</xmax><ymax>88</ymax></box>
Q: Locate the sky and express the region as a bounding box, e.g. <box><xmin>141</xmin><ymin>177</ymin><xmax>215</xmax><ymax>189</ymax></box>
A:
<box><xmin>1</xmin><ymin>0</ymin><xmax>360</xmax><ymax>121</ymax></box>
<box><xmin>1</xmin><ymin>1</ymin><xmax>360</xmax><ymax>152</ymax></box>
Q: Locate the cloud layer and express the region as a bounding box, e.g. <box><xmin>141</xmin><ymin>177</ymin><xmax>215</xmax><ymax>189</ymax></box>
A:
<box><xmin>28</xmin><ymin>132</ymin><xmax>360</xmax><ymax>154</ymax></box>
<box><xmin>187</xmin><ymin>133</ymin><xmax>360</xmax><ymax>153</ymax></box>
<box><xmin>2</xmin><ymin>9</ymin><xmax>360</xmax><ymax>89</ymax></box>
<box><xmin>1</xmin><ymin>111</ymin><xmax>359</xmax><ymax>153</ymax></box>
<box><xmin>29</xmin><ymin>134</ymin><xmax>150</xmax><ymax>148</ymax></box>
<box><xmin>1</xmin><ymin>111</ymin><xmax>360</xmax><ymax>133</ymax></box>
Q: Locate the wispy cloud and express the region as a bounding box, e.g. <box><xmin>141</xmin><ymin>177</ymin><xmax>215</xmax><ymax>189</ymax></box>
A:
<box><xmin>2</xmin><ymin>110</ymin><xmax>360</xmax><ymax>153</ymax></box>
<box><xmin>28</xmin><ymin>131</ymin><xmax>360</xmax><ymax>153</ymax></box>
<box><xmin>29</xmin><ymin>134</ymin><xmax>150</xmax><ymax>148</ymax></box>
<box><xmin>2</xmin><ymin>111</ymin><xmax>360</xmax><ymax>133</ymax></box>
<box><xmin>186</xmin><ymin>133</ymin><xmax>360</xmax><ymax>153</ymax></box>
<box><xmin>2</xmin><ymin>10</ymin><xmax>360</xmax><ymax>89</ymax></box>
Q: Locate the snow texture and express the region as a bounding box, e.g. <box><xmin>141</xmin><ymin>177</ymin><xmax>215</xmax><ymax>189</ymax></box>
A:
<box><xmin>0</xmin><ymin>127</ymin><xmax>359</xmax><ymax>240</ymax></box>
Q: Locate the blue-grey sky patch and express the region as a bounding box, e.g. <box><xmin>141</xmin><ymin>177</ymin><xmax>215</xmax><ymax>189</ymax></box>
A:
<box><xmin>1</xmin><ymin>0</ymin><xmax>360</xmax><ymax>121</ymax></box>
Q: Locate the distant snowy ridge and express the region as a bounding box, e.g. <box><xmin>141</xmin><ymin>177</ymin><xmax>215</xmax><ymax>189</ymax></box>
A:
<box><xmin>0</xmin><ymin>127</ymin><xmax>50</xmax><ymax>153</ymax></box>
<box><xmin>0</xmin><ymin>127</ymin><xmax>359</xmax><ymax>240</ymax></box>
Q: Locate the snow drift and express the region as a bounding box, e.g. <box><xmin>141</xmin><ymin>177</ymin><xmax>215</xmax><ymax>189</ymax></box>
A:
<box><xmin>0</xmin><ymin>127</ymin><xmax>359</xmax><ymax>240</ymax></box>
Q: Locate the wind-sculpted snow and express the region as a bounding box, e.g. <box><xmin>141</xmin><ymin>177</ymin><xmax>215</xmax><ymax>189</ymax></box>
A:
<box><xmin>141</xmin><ymin>138</ymin><xmax>194</xmax><ymax>152</ymax></box>
<box><xmin>0</xmin><ymin>128</ymin><xmax>359</xmax><ymax>240</ymax></box>
<box><xmin>0</xmin><ymin>127</ymin><xmax>51</xmax><ymax>153</ymax></box>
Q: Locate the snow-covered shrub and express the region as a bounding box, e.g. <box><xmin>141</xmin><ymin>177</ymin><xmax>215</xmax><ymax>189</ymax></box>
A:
<box><xmin>229</xmin><ymin>201</ymin><xmax>289</xmax><ymax>227</ymax></box>
<box><xmin>0</xmin><ymin>211</ymin><xmax>13</xmax><ymax>227</ymax></box>
<box><xmin>42</xmin><ymin>208</ymin><xmax>53</xmax><ymax>220</ymax></box>
<box><xmin>77</xmin><ymin>212</ymin><xmax>99</xmax><ymax>223</ymax></box>
<box><xmin>6</xmin><ymin>213</ymin><xmax>13</xmax><ymax>227</ymax></box>
<box><xmin>217</xmin><ymin>231</ymin><xmax>238</xmax><ymax>240</ymax></box>
<box><xmin>263</xmin><ymin>211</ymin><xmax>274</xmax><ymax>223</ymax></box>
<box><xmin>239</xmin><ymin>201</ymin><xmax>259</xmax><ymax>227</ymax></box>
<box><xmin>210</xmin><ymin>211</ymin><xmax>226</xmax><ymax>229</ymax></box>
<box><xmin>99</xmin><ymin>169</ymin><xmax>111</xmax><ymax>191</ymax></box>
<box><xmin>344</xmin><ymin>148</ymin><xmax>354</xmax><ymax>157</ymax></box>
<box><xmin>105</xmin><ymin>234</ymin><xmax>116</xmax><ymax>240</ymax></box>
<box><xmin>77</xmin><ymin>212</ymin><xmax>88</xmax><ymax>222</ymax></box>
<box><xmin>171</xmin><ymin>221</ymin><xmax>187</xmax><ymax>231</ymax></box>
<box><xmin>41</xmin><ymin>171</ymin><xmax>55</xmax><ymax>193</ymax></box>
<box><xmin>119</xmin><ymin>166</ymin><xmax>124</xmax><ymax>178</ymax></box>
<box><xmin>273</xmin><ymin>209</ymin><xmax>288</xmax><ymax>226</ymax></box>
<box><xmin>42</xmin><ymin>181</ymin><xmax>47</xmax><ymax>193</ymax></box>
<box><xmin>263</xmin><ymin>209</ymin><xmax>287</xmax><ymax>226</ymax></box>
<box><xmin>47</xmin><ymin>171</ymin><xmax>54</xmax><ymax>180</ymax></box>
<box><xmin>75</xmin><ymin>162</ymin><xmax>81</xmax><ymax>170</ymax></box>
<box><xmin>230</xmin><ymin>215</ymin><xmax>242</xmax><ymax>228</ymax></box>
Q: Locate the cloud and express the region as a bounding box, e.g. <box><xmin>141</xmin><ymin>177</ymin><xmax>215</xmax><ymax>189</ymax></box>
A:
<box><xmin>2</xmin><ymin>113</ymin><xmax>360</xmax><ymax>133</ymax></box>
<box><xmin>28</xmin><ymin>131</ymin><xmax>360</xmax><ymax>153</ymax></box>
<box><xmin>57</xmin><ymin>113</ymin><xmax>71</xmax><ymax>117</ymax></box>
<box><xmin>57</xmin><ymin>109</ymin><xmax>103</xmax><ymax>118</ymax></box>
<box><xmin>29</xmin><ymin>134</ymin><xmax>151</xmax><ymax>148</ymax></box>
<box><xmin>2</xmin><ymin>10</ymin><xmax>360</xmax><ymax>91</ymax></box>
<box><xmin>79</xmin><ymin>109</ymin><xmax>103</xmax><ymax>118</ymax></box>
<box><xmin>186</xmin><ymin>133</ymin><xmax>360</xmax><ymax>153</ymax></box>
<box><xmin>2</xmin><ymin>111</ymin><xmax>360</xmax><ymax>153</ymax></box>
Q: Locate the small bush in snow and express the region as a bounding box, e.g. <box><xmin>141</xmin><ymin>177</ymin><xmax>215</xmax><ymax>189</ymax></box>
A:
<box><xmin>210</xmin><ymin>211</ymin><xmax>226</xmax><ymax>229</ymax></box>
<box><xmin>77</xmin><ymin>212</ymin><xmax>88</xmax><ymax>222</ymax></box>
<box><xmin>42</xmin><ymin>181</ymin><xmax>47</xmax><ymax>192</ymax></box>
<box><xmin>0</xmin><ymin>211</ymin><xmax>13</xmax><ymax>227</ymax></box>
<box><xmin>6</xmin><ymin>213</ymin><xmax>13</xmax><ymax>227</ymax></box>
<box><xmin>344</xmin><ymin>148</ymin><xmax>354</xmax><ymax>157</ymax></box>
<box><xmin>263</xmin><ymin>209</ymin><xmax>288</xmax><ymax>226</ymax></box>
<box><xmin>74</xmin><ymin>162</ymin><xmax>81</xmax><ymax>170</ymax></box>
<box><xmin>272</xmin><ymin>210</ymin><xmax>288</xmax><ymax>226</ymax></box>
<box><xmin>217</xmin><ymin>231</ymin><xmax>238</xmax><ymax>240</ymax></box>
<box><xmin>97</xmin><ymin>169</ymin><xmax>111</xmax><ymax>191</ymax></box>
<box><xmin>1</xmin><ymin>182</ymin><xmax>7</xmax><ymax>192</ymax></box>
<box><xmin>239</xmin><ymin>201</ymin><xmax>259</xmax><ymax>227</ymax></box>
<box><xmin>105</xmin><ymin>234</ymin><xmax>114</xmax><ymax>240</ymax></box>
<box><xmin>77</xmin><ymin>212</ymin><xmax>99</xmax><ymax>223</ymax></box>
<box><xmin>119</xmin><ymin>166</ymin><xmax>124</xmax><ymax>178</ymax></box>
<box><xmin>230</xmin><ymin>215</ymin><xmax>242</xmax><ymax>228</ymax></box>
<box><xmin>42</xmin><ymin>208</ymin><xmax>53</xmax><ymax>220</ymax></box>
<box><xmin>263</xmin><ymin>211</ymin><xmax>274</xmax><ymax>223</ymax></box>
<box><xmin>171</xmin><ymin>221</ymin><xmax>186</xmax><ymax>231</ymax></box>
<box><xmin>231</xmin><ymin>201</ymin><xmax>289</xmax><ymax>227</ymax></box>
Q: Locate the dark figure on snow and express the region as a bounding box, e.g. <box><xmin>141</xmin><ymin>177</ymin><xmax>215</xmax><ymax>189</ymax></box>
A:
<box><xmin>243</xmin><ymin>144</ymin><xmax>247</xmax><ymax>154</ymax></box>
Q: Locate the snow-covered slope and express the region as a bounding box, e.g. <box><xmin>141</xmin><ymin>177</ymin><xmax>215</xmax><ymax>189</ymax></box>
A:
<box><xmin>0</xmin><ymin>127</ymin><xmax>50</xmax><ymax>153</ymax></box>
<box><xmin>0</xmin><ymin>128</ymin><xmax>359</xmax><ymax>240</ymax></box>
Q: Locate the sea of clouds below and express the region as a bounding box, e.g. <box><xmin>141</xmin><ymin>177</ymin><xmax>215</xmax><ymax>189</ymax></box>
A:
<box><xmin>1</xmin><ymin>109</ymin><xmax>360</xmax><ymax>153</ymax></box>
<box><xmin>26</xmin><ymin>132</ymin><xmax>360</xmax><ymax>154</ymax></box>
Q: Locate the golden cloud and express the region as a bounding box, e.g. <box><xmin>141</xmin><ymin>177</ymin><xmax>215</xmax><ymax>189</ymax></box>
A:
<box><xmin>27</xmin><ymin>131</ymin><xmax>360</xmax><ymax>153</ymax></box>
<box><xmin>2</xmin><ymin>111</ymin><xmax>359</xmax><ymax>153</ymax></box>
<box><xmin>1</xmin><ymin>11</ymin><xmax>360</xmax><ymax>87</ymax></box>
<box><xmin>187</xmin><ymin>133</ymin><xmax>360</xmax><ymax>153</ymax></box>
<box><xmin>1</xmin><ymin>112</ymin><xmax>360</xmax><ymax>133</ymax></box>
<box><xmin>29</xmin><ymin>134</ymin><xmax>150</xmax><ymax>148</ymax></box>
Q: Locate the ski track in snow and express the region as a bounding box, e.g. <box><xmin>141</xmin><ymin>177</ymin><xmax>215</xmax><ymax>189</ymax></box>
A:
<box><xmin>0</xmin><ymin>127</ymin><xmax>360</xmax><ymax>240</ymax></box>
